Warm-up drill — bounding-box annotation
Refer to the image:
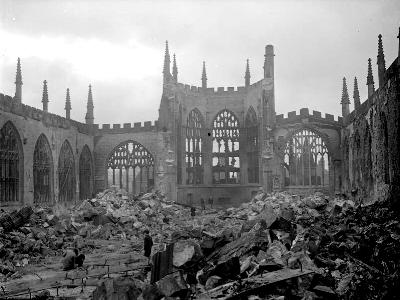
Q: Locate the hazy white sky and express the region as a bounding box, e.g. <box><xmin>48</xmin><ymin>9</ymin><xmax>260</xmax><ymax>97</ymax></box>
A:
<box><xmin>1</xmin><ymin>0</ymin><xmax>399</xmax><ymax>124</ymax></box>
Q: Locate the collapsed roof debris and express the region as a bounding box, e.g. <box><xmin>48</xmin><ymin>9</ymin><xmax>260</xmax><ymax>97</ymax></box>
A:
<box><xmin>1</xmin><ymin>188</ymin><xmax>399</xmax><ymax>299</ymax></box>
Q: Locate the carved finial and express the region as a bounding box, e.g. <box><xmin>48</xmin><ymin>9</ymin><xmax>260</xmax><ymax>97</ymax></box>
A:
<box><xmin>245</xmin><ymin>59</ymin><xmax>251</xmax><ymax>87</ymax></box>
<box><xmin>14</xmin><ymin>57</ymin><xmax>23</xmax><ymax>103</ymax></box>
<box><xmin>65</xmin><ymin>88</ymin><xmax>71</xmax><ymax>120</ymax></box>
<box><xmin>341</xmin><ymin>77</ymin><xmax>350</xmax><ymax>104</ymax></box>
<box><xmin>163</xmin><ymin>40</ymin><xmax>171</xmax><ymax>84</ymax></box>
<box><xmin>341</xmin><ymin>77</ymin><xmax>350</xmax><ymax>118</ymax></box>
<box><xmin>172</xmin><ymin>53</ymin><xmax>178</xmax><ymax>82</ymax></box>
<box><xmin>353</xmin><ymin>77</ymin><xmax>360</xmax><ymax>110</ymax></box>
<box><xmin>201</xmin><ymin>61</ymin><xmax>207</xmax><ymax>89</ymax></box>
<box><xmin>42</xmin><ymin>80</ymin><xmax>49</xmax><ymax>112</ymax></box>
<box><xmin>85</xmin><ymin>84</ymin><xmax>94</xmax><ymax>125</ymax></box>
<box><xmin>367</xmin><ymin>58</ymin><xmax>375</xmax><ymax>97</ymax></box>
<box><xmin>377</xmin><ymin>34</ymin><xmax>386</xmax><ymax>87</ymax></box>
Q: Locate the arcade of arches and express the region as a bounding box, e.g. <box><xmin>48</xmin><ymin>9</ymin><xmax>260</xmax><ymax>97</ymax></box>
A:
<box><xmin>0</xmin><ymin>120</ymin><xmax>95</xmax><ymax>205</ymax></box>
<box><xmin>178</xmin><ymin>108</ymin><xmax>261</xmax><ymax>187</ymax></box>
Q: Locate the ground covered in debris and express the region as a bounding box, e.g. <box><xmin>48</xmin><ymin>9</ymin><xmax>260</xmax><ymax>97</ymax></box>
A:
<box><xmin>1</xmin><ymin>189</ymin><xmax>399</xmax><ymax>299</ymax></box>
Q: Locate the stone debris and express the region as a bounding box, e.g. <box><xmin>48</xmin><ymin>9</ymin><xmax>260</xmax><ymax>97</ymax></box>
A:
<box><xmin>1</xmin><ymin>188</ymin><xmax>399</xmax><ymax>299</ymax></box>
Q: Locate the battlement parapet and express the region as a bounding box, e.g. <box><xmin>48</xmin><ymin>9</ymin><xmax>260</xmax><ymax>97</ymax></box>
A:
<box><xmin>176</xmin><ymin>83</ymin><xmax>247</xmax><ymax>95</ymax></box>
<box><xmin>95</xmin><ymin>120</ymin><xmax>159</xmax><ymax>135</ymax></box>
<box><xmin>0</xmin><ymin>92</ymin><xmax>91</xmax><ymax>134</ymax></box>
<box><xmin>276</xmin><ymin>108</ymin><xmax>343</xmax><ymax>125</ymax></box>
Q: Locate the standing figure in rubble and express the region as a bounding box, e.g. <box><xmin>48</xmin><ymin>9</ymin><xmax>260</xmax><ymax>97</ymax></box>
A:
<box><xmin>208</xmin><ymin>196</ymin><xmax>214</xmax><ymax>209</ymax></box>
<box><xmin>143</xmin><ymin>229</ymin><xmax>153</xmax><ymax>265</ymax></box>
<box><xmin>200</xmin><ymin>198</ymin><xmax>205</xmax><ymax>211</ymax></box>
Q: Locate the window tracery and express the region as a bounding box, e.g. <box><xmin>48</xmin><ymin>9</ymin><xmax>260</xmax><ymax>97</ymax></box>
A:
<box><xmin>0</xmin><ymin>121</ymin><xmax>22</xmax><ymax>203</ymax></box>
<box><xmin>58</xmin><ymin>140</ymin><xmax>75</xmax><ymax>202</ymax></box>
<box><xmin>283</xmin><ymin>129</ymin><xmax>329</xmax><ymax>186</ymax></box>
<box><xmin>107</xmin><ymin>141</ymin><xmax>155</xmax><ymax>194</ymax></box>
<box><xmin>212</xmin><ymin>110</ymin><xmax>240</xmax><ymax>184</ymax></box>
<box><xmin>33</xmin><ymin>134</ymin><xmax>52</xmax><ymax>204</ymax></box>
<box><xmin>185</xmin><ymin>109</ymin><xmax>204</xmax><ymax>184</ymax></box>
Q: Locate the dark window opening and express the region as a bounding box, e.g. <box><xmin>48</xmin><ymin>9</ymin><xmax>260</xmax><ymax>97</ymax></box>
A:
<box><xmin>34</xmin><ymin>134</ymin><xmax>53</xmax><ymax>204</ymax></box>
<box><xmin>185</xmin><ymin>109</ymin><xmax>204</xmax><ymax>184</ymax></box>
<box><xmin>284</xmin><ymin>129</ymin><xmax>329</xmax><ymax>187</ymax></box>
<box><xmin>107</xmin><ymin>140</ymin><xmax>155</xmax><ymax>195</ymax></box>
<box><xmin>58</xmin><ymin>140</ymin><xmax>75</xmax><ymax>202</ymax></box>
<box><xmin>212</xmin><ymin>109</ymin><xmax>240</xmax><ymax>184</ymax></box>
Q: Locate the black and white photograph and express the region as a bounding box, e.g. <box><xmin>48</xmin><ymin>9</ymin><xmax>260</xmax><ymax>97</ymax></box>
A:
<box><xmin>0</xmin><ymin>0</ymin><xmax>399</xmax><ymax>299</ymax></box>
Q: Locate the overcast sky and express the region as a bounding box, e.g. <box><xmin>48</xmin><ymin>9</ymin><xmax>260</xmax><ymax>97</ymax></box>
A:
<box><xmin>1</xmin><ymin>0</ymin><xmax>399</xmax><ymax>124</ymax></box>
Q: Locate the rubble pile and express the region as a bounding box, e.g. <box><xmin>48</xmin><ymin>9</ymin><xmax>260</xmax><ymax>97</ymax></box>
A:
<box><xmin>0</xmin><ymin>187</ymin><xmax>212</xmax><ymax>282</ymax></box>
<box><xmin>1</xmin><ymin>188</ymin><xmax>399</xmax><ymax>299</ymax></box>
<box><xmin>136</xmin><ymin>191</ymin><xmax>400</xmax><ymax>299</ymax></box>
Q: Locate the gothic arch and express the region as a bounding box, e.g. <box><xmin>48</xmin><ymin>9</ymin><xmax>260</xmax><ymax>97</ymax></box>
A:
<box><xmin>212</xmin><ymin>109</ymin><xmax>240</xmax><ymax>184</ymax></box>
<box><xmin>210</xmin><ymin>109</ymin><xmax>241</xmax><ymax>128</ymax></box>
<box><xmin>33</xmin><ymin>134</ymin><xmax>53</xmax><ymax>204</ymax></box>
<box><xmin>283</xmin><ymin>127</ymin><xmax>329</xmax><ymax>187</ymax></box>
<box><xmin>363</xmin><ymin>122</ymin><xmax>373</xmax><ymax>188</ymax></box>
<box><xmin>106</xmin><ymin>140</ymin><xmax>155</xmax><ymax>194</ymax></box>
<box><xmin>185</xmin><ymin>108</ymin><xmax>205</xmax><ymax>184</ymax></box>
<box><xmin>177</xmin><ymin>104</ymin><xmax>183</xmax><ymax>184</ymax></box>
<box><xmin>351</xmin><ymin>130</ymin><xmax>361</xmax><ymax>185</ymax></box>
<box><xmin>187</xmin><ymin>108</ymin><xmax>205</xmax><ymax>127</ymax></box>
<box><xmin>58</xmin><ymin>140</ymin><xmax>75</xmax><ymax>202</ymax></box>
<box><xmin>79</xmin><ymin>145</ymin><xmax>93</xmax><ymax>200</ymax></box>
<box><xmin>245</xmin><ymin>106</ymin><xmax>259</xmax><ymax>183</ymax></box>
<box><xmin>0</xmin><ymin>121</ymin><xmax>24</xmax><ymax>204</ymax></box>
<box><xmin>245</xmin><ymin>106</ymin><xmax>258</xmax><ymax>126</ymax></box>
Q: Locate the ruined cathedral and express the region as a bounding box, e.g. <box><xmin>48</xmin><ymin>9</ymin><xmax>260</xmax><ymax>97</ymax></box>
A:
<box><xmin>1</xmin><ymin>30</ymin><xmax>399</xmax><ymax>208</ymax></box>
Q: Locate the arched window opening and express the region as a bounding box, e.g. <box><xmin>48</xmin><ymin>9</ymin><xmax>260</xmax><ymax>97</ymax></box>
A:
<box><xmin>212</xmin><ymin>110</ymin><xmax>240</xmax><ymax>184</ymax></box>
<box><xmin>284</xmin><ymin>129</ymin><xmax>329</xmax><ymax>187</ymax></box>
<box><xmin>186</xmin><ymin>109</ymin><xmax>204</xmax><ymax>184</ymax></box>
<box><xmin>177</xmin><ymin>104</ymin><xmax>183</xmax><ymax>184</ymax></box>
<box><xmin>58</xmin><ymin>140</ymin><xmax>75</xmax><ymax>202</ymax></box>
<box><xmin>33</xmin><ymin>134</ymin><xmax>53</xmax><ymax>204</ymax></box>
<box><xmin>364</xmin><ymin>124</ymin><xmax>373</xmax><ymax>187</ymax></box>
<box><xmin>0</xmin><ymin>121</ymin><xmax>23</xmax><ymax>203</ymax></box>
<box><xmin>79</xmin><ymin>146</ymin><xmax>93</xmax><ymax>200</ymax></box>
<box><xmin>246</xmin><ymin>107</ymin><xmax>259</xmax><ymax>183</ymax></box>
<box><xmin>381</xmin><ymin>113</ymin><xmax>390</xmax><ymax>183</ymax></box>
<box><xmin>107</xmin><ymin>141</ymin><xmax>155</xmax><ymax>195</ymax></box>
<box><xmin>352</xmin><ymin>130</ymin><xmax>361</xmax><ymax>185</ymax></box>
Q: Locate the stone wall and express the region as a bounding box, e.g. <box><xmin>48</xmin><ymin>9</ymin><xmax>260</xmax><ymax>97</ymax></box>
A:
<box><xmin>342</xmin><ymin>58</ymin><xmax>400</xmax><ymax>204</ymax></box>
<box><xmin>0</xmin><ymin>94</ymin><xmax>94</xmax><ymax>208</ymax></box>
<box><xmin>93</xmin><ymin>129</ymin><xmax>175</xmax><ymax>201</ymax></box>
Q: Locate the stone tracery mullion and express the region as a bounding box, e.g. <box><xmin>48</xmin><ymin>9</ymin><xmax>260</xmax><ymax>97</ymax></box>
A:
<box><xmin>284</xmin><ymin>129</ymin><xmax>329</xmax><ymax>188</ymax></box>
